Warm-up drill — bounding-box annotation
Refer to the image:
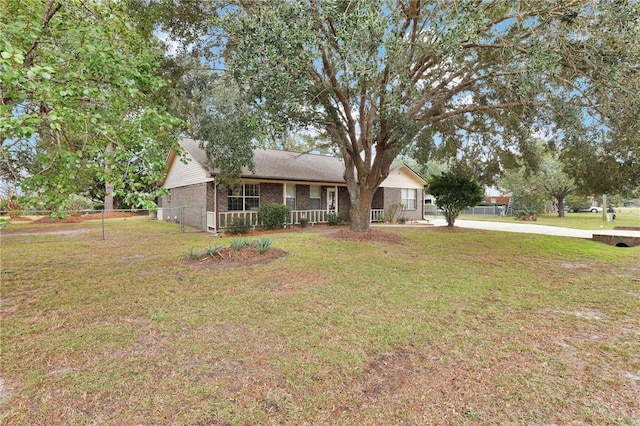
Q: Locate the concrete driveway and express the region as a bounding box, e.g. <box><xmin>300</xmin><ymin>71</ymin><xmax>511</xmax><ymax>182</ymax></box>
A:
<box><xmin>425</xmin><ymin>218</ymin><xmax>640</xmax><ymax>239</ymax></box>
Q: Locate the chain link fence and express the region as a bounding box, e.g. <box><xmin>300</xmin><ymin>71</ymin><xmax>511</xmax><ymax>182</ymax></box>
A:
<box><xmin>424</xmin><ymin>204</ymin><xmax>508</xmax><ymax>217</ymax></box>
<box><xmin>1</xmin><ymin>207</ymin><xmax>207</xmax><ymax>242</ymax></box>
<box><xmin>460</xmin><ymin>205</ymin><xmax>507</xmax><ymax>216</ymax></box>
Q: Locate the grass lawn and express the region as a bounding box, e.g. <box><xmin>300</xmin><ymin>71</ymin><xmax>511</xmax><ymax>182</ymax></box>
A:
<box><xmin>459</xmin><ymin>207</ymin><xmax>640</xmax><ymax>230</ymax></box>
<box><xmin>1</xmin><ymin>217</ymin><xmax>639</xmax><ymax>425</ymax></box>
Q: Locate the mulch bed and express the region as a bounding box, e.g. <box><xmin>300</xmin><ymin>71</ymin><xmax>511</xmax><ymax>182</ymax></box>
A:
<box><xmin>186</xmin><ymin>246</ymin><xmax>289</xmax><ymax>269</ymax></box>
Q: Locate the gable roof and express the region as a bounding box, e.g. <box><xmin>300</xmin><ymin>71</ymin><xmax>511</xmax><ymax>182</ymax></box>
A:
<box><xmin>164</xmin><ymin>138</ymin><xmax>426</xmax><ymax>186</ymax></box>
<box><xmin>176</xmin><ymin>138</ymin><xmax>347</xmax><ymax>183</ymax></box>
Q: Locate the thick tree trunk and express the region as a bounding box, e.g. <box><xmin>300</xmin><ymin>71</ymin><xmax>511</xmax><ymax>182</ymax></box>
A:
<box><xmin>349</xmin><ymin>183</ymin><xmax>375</xmax><ymax>232</ymax></box>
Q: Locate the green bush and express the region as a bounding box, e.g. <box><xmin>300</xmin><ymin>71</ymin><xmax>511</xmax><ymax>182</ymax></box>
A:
<box><xmin>227</xmin><ymin>217</ymin><xmax>251</xmax><ymax>234</ymax></box>
<box><xmin>258</xmin><ymin>203</ymin><xmax>290</xmax><ymax>230</ymax></box>
<box><xmin>327</xmin><ymin>212</ymin><xmax>340</xmax><ymax>226</ymax></box>
<box><xmin>67</xmin><ymin>194</ymin><xmax>95</xmax><ymax>213</ymax></box>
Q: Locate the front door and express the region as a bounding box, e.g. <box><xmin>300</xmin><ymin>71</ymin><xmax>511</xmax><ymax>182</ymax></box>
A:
<box><xmin>327</xmin><ymin>188</ymin><xmax>337</xmax><ymax>213</ymax></box>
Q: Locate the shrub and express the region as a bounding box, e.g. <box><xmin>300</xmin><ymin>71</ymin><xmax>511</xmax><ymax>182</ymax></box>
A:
<box><xmin>207</xmin><ymin>244</ymin><xmax>226</xmax><ymax>258</ymax></box>
<box><xmin>253</xmin><ymin>237</ymin><xmax>272</xmax><ymax>254</ymax></box>
<box><xmin>428</xmin><ymin>171</ymin><xmax>484</xmax><ymax>227</ymax></box>
<box><xmin>1</xmin><ymin>195</ymin><xmax>23</xmax><ymax>218</ymax></box>
<box><xmin>258</xmin><ymin>203</ymin><xmax>290</xmax><ymax>230</ymax></box>
<box><xmin>66</xmin><ymin>194</ymin><xmax>94</xmax><ymax>213</ymax></box>
<box><xmin>230</xmin><ymin>238</ymin><xmax>249</xmax><ymax>250</ymax></box>
<box><xmin>385</xmin><ymin>203</ymin><xmax>404</xmax><ymax>223</ymax></box>
<box><xmin>327</xmin><ymin>212</ymin><xmax>340</xmax><ymax>226</ymax></box>
<box><xmin>227</xmin><ymin>217</ymin><xmax>251</xmax><ymax>234</ymax></box>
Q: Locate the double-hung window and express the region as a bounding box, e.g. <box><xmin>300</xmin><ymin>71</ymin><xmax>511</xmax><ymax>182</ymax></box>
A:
<box><xmin>228</xmin><ymin>183</ymin><xmax>260</xmax><ymax>211</ymax></box>
<box><xmin>309</xmin><ymin>186</ymin><xmax>321</xmax><ymax>209</ymax></box>
<box><xmin>401</xmin><ymin>188</ymin><xmax>417</xmax><ymax>210</ymax></box>
<box><xmin>285</xmin><ymin>184</ymin><xmax>296</xmax><ymax>209</ymax></box>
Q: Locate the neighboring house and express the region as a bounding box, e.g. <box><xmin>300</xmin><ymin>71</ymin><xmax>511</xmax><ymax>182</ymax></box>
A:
<box><xmin>484</xmin><ymin>196</ymin><xmax>511</xmax><ymax>205</ymax></box>
<box><xmin>158</xmin><ymin>138</ymin><xmax>426</xmax><ymax>231</ymax></box>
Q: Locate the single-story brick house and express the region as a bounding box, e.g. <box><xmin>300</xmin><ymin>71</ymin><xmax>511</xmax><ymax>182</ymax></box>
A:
<box><xmin>158</xmin><ymin>138</ymin><xmax>427</xmax><ymax>231</ymax></box>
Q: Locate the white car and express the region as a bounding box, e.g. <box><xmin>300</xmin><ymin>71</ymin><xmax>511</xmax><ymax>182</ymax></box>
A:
<box><xmin>578</xmin><ymin>206</ymin><xmax>603</xmax><ymax>213</ymax></box>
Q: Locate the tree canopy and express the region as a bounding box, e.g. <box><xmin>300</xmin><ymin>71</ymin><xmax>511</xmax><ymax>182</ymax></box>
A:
<box><xmin>119</xmin><ymin>0</ymin><xmax>640</xmax><ymax>230</ymax></box>
<box><xmin>211</xmin><ymin>0</ymin><xmax>639</xmax><ymax>231</ymax></box>
<box><xmin>1</xmin><ymin>0</ymin><xmax>180</xmax><ymax>211</ymax></box>
<box><xmin>500</xmin><ymin>148</ymin><xmax>577</xmax><ymax>217</ymax></box>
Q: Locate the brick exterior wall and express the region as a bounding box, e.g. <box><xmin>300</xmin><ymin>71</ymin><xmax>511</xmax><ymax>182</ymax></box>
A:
<box><xmin>162</xmin><ymin>181</ymin><xmax>423</xmax><ymax>228</ymax></box>
<box><xmin>206</xmin><ymin>182</ymin><xmax>216</xmax><ymax>211</ymax></box>
<box><xmin>383</xmin><ymin>188</ymin><xmax>402</xmax><ymax>221</ymax></box>
<box><xmin>159</xmin><ymin>183</ymin><xmax>206</xmax><ymax>230</ymax></box>
<box><xmin>296</xmin><ymin>185</ymin><xmax>310</xmax><ymax>210</ymax></box>
<box><xmin>260</xmin><ymin>183</ymin><xmax>283</xmax><ymax>206</ymax></box>
<box><xmin>378</xmin><ymin>188</ymin><xmax>425</xmax><ymax>221</ymax></box>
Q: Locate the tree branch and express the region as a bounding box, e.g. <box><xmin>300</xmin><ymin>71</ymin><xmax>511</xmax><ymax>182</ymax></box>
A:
<box><xmin>429</xmin><ymin>100</ymin><xmax>538</xmax><ymax>124</ymax></box>
<box><xmin>23</xmin><ymin>0</ymin><xmax>63</xmax><ymax>69</ymax></box>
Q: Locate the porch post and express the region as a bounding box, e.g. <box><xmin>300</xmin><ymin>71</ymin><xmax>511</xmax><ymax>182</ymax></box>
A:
<box><xmin>213</xmin><ymin>179</ymin><xmax>217</xmax><ymax>231</ymax></box>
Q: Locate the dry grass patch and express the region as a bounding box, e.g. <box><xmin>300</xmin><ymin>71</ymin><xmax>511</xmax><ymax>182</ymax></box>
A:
<box><xmin>330</xmin><ymin>228</ymin><xmax>405</xmax><ymax>244</ymax></box>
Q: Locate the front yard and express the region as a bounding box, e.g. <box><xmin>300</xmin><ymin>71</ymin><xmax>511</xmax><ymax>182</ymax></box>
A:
<box><xmin>1</xmin><ymin>217</ymin><xmax>639</xmax><ymax>425</ymax></box>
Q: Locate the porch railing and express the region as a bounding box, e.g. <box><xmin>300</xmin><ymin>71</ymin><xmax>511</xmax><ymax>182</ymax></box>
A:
<box><xmin>214</xmin><ymin>209</ymin><xmax>327</xmax><ymax>230</ymax></box>
<box><xmin>216</xmin><ymin>211</ymin><xmax>260</xmax><ymax>229</ymax></box>
<box><xmin>211</xmin><ymin>208</ymin><xmax>386</xmax><ymax>231</ymax></box>
<box><xmin>289</xmin><ymin>209</ymin><xmax>328</xmax><ymax>224</ymax></box>
<box><xmin>370</xmin><ymin>209</ymin><xmax>385</xmax><ymax>223</ymax></box>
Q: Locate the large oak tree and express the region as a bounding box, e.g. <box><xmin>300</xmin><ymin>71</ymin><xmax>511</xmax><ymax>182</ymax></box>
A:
<box><xmin>150</xmin><ymin>0</ymin><xmax>639</xmax><ymax>231</ymax></box>
<box><xmin>220</xmin><ymin>0</ymin><xmax>639</xmax><ymax>231</ymax></box>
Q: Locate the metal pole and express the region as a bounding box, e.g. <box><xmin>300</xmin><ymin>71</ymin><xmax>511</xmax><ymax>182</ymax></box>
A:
<box><xmin>602</xmin><ymin>194</ymin><xmax>607</xmax><ymax>222</ymax></box>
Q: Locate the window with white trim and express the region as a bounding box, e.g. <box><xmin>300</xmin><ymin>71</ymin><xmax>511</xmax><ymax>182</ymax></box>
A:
<box><xmin>285</xmin><ymin>184</ymin><xmax>296</xmax><ymax>209</ymax></box>
<box><xmin>401</xmin><ymin>188</ymin><xmax>417</xmax><ymax>210</ymax></box>
<box><xmin>310</xmin><ymin>185</ymin><xmax>321</xmax><ymax>209</ymax></box>
<box><xmin>228</xmin><ymin>183</ymin><xmax>260</xmax><ymax>211</ymax></box>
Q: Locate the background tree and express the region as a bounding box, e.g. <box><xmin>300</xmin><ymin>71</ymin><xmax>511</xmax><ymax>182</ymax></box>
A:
<box><xmin>538</xmin><ymin>155</ymin><xmax>577</xmax><ymax>217</ymax></box>
<box><xmin>214</xmin><ymin>0</ymin><xmax>639</xmax><ymax>232</ymax></box>
<box><xmin>499</xmin><ymin>167</ymin><xmax>547</xmax><ymax>217</ymax></box>
<box><xmin>500</xmin><ymin>151</ymin><xmax>577</xmax><ymax>217</ymax></box>
<box><xmin>1</xmin><ymin>0</ymin><xmax>180</xmax><ymax>211</ymax></box>
<box><xmin>428</xmin><ymin>171</ymin><xmax>483</xmax><ymax>227</ymax></box>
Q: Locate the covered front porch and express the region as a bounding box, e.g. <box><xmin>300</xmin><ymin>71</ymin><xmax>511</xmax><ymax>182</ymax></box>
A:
<box><xmin>207</xmin><ymin>208</ymin><xmax>385</xmax><ymax>232</ymax></box>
